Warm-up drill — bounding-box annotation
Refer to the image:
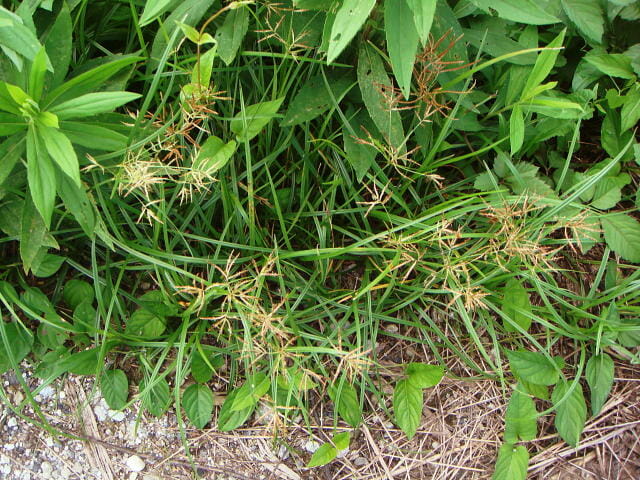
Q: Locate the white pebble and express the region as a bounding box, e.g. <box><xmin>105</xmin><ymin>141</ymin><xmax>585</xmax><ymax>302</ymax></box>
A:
<box><xmin>125</xmin><ymin>455</ymin><xmax>146</xmax><ymax>472</ymax></box>
<box><xmin>39</xmin><ymin>386</ymin><xmax>55</xmax><ymax>399</ymax></box>
<box><xmin>94</xmin><ymin>404</ymin><xmax>107</xmax><ymax>422</ymax></box>
<box><xmin>304</xmin><ymin>440</ymin><xmax>320</xmax><ymax>453</ymax></box>
<box><xmin>354</xmin><ymin>457</ymin><xmax>368</xmax><ymax>467</ymax></box>
<box><xmin>108</xmin><ymin>410</ymin><xmax>125</xmax><ymax>422</ymax></box>
<box><xmin>7</xmin><ymin>417</ymin><xmax>17</xmax><ymax>428</ymax></box>
<box><xmin>41</xmin><ymin>461</ymin><xmax>53</xmax><ymax>477</ymax></box>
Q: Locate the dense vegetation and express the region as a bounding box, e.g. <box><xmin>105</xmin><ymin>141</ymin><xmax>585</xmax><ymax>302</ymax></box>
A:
<box><xmin>0</xmin><ymin>0</ymin><xmax>638</xmax><ymax>477</ymax></box>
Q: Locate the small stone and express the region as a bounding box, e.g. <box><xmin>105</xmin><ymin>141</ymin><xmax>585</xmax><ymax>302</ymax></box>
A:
<box><xmin>41</xmin><ymin>461</ymin><xmax>53</xmax><ymax>477</ymax></box>
<box><xmin>108</xmin><ymin>410</ymin><xmax>126</xmax><ymax>422</ymax></box>
<box><xmin>125</xmin><ymin>455</ymin><xmax>146</xmax><ymax>472</ymax></box>
<box><xmin>354</xmin><ymin>457</ymin><xmax>368</xmax><ymax>467</ymax></box>
<box><xmin>276</xmin><ymin>445</ymin><xmax>289</xmax><ymax>460</ymax></box>
<box><xmin>385</xmin><ymin>323</ymin><xmax>399</xmax><ymax>333</ymax></box>
<box><xmin>7</xmin><ymin>417</ymin><xmax>17</xmax><ymax>428</ymax></box>
<box><xmin>303</xmin><ymin>440</ymin><xmax>320</xmax><ymax>453</ymax></box>
<box><xmin>39</xmin><ymin>386</ymin><xmax>55</xmax><ymax>399</ymax></box>
<box><xmin>94</xmin><ymin>403</ymin><xmax>108</xmax><ymax>422</ymax></box>
<box><xmin>13</xmin><ymin>391</ymin><xmax>24</xmax><ymax>404</ymax></box>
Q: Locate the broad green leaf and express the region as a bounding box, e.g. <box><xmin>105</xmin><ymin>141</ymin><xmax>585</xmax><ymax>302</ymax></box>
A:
<box><xmin>294</xmin><ymin>0</ymin><xmax>334</xmax><ymax>9</ymax></box>
<box><xmin>357</xmin><ymin>45</ymin><xmax>405</xmax><ymax>152</ymax></box>
<box><xmin>59</xmin><ymin>347</ymin><xmax>100</xmax><ymax>375</ymax></box>
<box><xmin>492</xmin><ymin>444</ymin><xmax>529</xmax><ymax>480</ymax></box>
<box><xmin>26</xmin><ymin>128</ymin><xmax>56</xmax><ymax>228</ymax></box>
<box><xmin>216</xmin><ymin>8</ymin><xmax>249</xmax><ymax>66</ymax></box>
<box><xmin>60</xmin><ymin>122</ymin><xmax>128</xmax><ymax>151</ymax></box>
<box><xmin>38</xmin><ymin>321</ymin><xmax>68</xmax><ymax>350</ymax></box>
<box><xmin>231</xmin><ymin>372</ymin><xmax>270</xmax><ymax>411</ymax></box>
<box><xmin>561</xmin><ymin>0</ymin><xmax>604</xmax><ymax>44</ymax></box>
<box><xmin>507</xmin><ymin>350</ymin><xmax>564</xmax><ymax>386</ymax></box>
<box><xmin>464</xmin><ymin>29</ymin><xmax>537</xmax><ymax>66</ymax></box>
<box><xmin>147</xmin><ymin>0</ymin><xmax>215</xmax><ymax>74</ymax></box>
<box><xmin>141</xmin><ymin>377</ymin><xmax>171</xmax><ymax>417</ymax></box>
<box><xmin>509</xmin><ymin>105</ymin><xmax>524</xmax><ymax>155</ymax></box>
<box><xmin>190</xmin><ymin>349</ymin><xmax>218</xmax><ymax>384</ymax></box>
<box><xmin>328</xmin><ymin>381</ymin><xmax>362</xmax><ymax>427</ymax></box>
<box><xmin>42</xmin><ymin>2</ymin><xmax>72</xmax><ymax>89</ymax></box>
<box><xmin>333</xmin><ymin>431</ymin><xmax>351</xmax><ymax>450</ymax></box>
<box><xmin>502</xmin><ymin>278</ymin><xmax>532</xmax><ymax>332</ymax></box>
<box><xmin>504</xmin><ymin>389</ymin><xmax>537</xmax><ymax>443</ymax></box>
<box><xmin>585</xmin><ymin>353</ymin><xmax>614</xmax><ymax>416</ymax></box>
<box><xmin>218</xmin><ymin>388</ymin><xmax>255</xmax><ymax>431</ymax></box>
<box><xmin>393</xmin><ymin>378</ymin><xmax>422</xmax><ymax>439</ymax></box>
<box><xmin>50</xmin><ymin>92</ymin><xmax>141</xmax><ymax>120</ymax></box>
<box><xmin>57</xmin><ymin>175</ymin><xmax>96</xmax><ymax>237</ymax></box>
<box><xmin>126</xmin><ymin>309</ymin><xmax>166</xmax><ymax>338</ymax></box>
<box><xmin>0</xmin><ymin>322</ymin><xmax>34</xmax><ymax>374</ymax></box>
<box><xmin>101</xmin><ymin>369</ymin><xmax>129</xmax><ymax>410</ymax></box>
<box><xmin>44</xmin><ymin>55</ymin><xmax>142</xmax><ymax>107</ymax></box>
<box><xmin>520</xmin><ymin>380</ymin><xmax>549</xmax><ymax>401</ymax></box>
<box><xmin>231</xmin><ymin>98</ymin><xmax>284</xmax><ymax>142</ymax></box>
<box><xmin>276</xmin><ymin>366</ymin><xmax>318</xmax><ymax>392</ymax></box>
<box><xmin>32</xmin><ymin>253</ymin><xmax>65</xmax><ymax>278</ymax></box>
<box><xmin>590</xmin><ymin>176</ymin><xmax>626</xmax><ymax>210</ymax></box>
<box><xmin>307</xmin><ymin>443</ymin><xmax>337</xmax><ymax>467</ymax></box>
<box><xmin>584</xmin><ymin>53</ymin><xmax>635</xmax><ymax>79</ymax></box>
<box><xmin>620</xmin><ymin>87</ymin><xmax>640</xmax><ymax>132</ymax></box>
<box><xmin>193</xmin><ymin>136</ymin><xmax>236</xmax><ymax>175</ymax></box>
<box><xmin>617</xmin><ymin>318</ymin><xmax>640</xmax><ymax>348</ymax></box>
<box><xmin>343</xmin><ymin>121</ymin><xmax>377</xmax><ymax>182</ymax></box>
<box><xmin>552</xmin><ymin>381</ymin><xmax>587</xmax><ymax>447</ymax></box>
<box><xmin>183</xmin><ymin>383</ymin><xmax>213</xmax><ymax>429</ymax></box>
<box><xmin>0</xmin><ymin>82</ymin><xmax>23</xmax><ymax>115</ymax></box>
<box><xmin>28</xmin><ymin>47</ymin><xmax>47</xmax><ymax>102</ymax></box>
<box><xmin>73</xmin><ymin>300</ymin><xmax>96</xmax><ymax>332</ymax></box>
<box><xmin>0</xmin><ymin>113</ymin><xmax>25</xmax><ymax>135</ymax></box>
<box><xmin>140</xmin><ymin>0</ymin><xmax>176</xmax><ymax>26</ymax></box>
<box><xmin>326</xmin><ymin>0</ymin><xmax>376</xmax><ymax>64</ymax></box>
<box><xmin>522</xmin><ymin>30</ymin><xmax>566</xmax><ymax>100</ymax></box>
<box><xmin>22</xmin><ymin>287</ymin><xmax>55</xmax><ymax>314</ymax></box>
<box><xmin>385</xmin><ymin>0</ymin><xmax>419</xmax><ymax>99</ymax></box>
<box><xmin>191</xmin><ymin>46</ymin><xmax>217</xmax><ymax>87</ymax></box>
<box><xmin>177</xmin><ymin>21</ymin><xmax>215</xmax><ymax>45</ymax></box>
<box><xmin>601</xmin><ymin>112</ymin><xmax>633</xmax><ymax>160</ymax></box>
<box><xmin>282</xmin><ymin>74</ymin><xmax>354</xmax><ymax>127</ymax></box>
<box><xmin>137</xmin><ymin>290</ymin><xmax>179</xmax><ymax>318</ymax></box>
<box><xmin>469</xmin><ymin>0</ymin><xmax>560</xmax><ymax>25</ymax></box>
<box><xmin>601</xmin><ymin>214</ymin><xmax>640</xmax><ymax>263</ymax></box>
<box><xmin>405</xmin><ymin>363</ymin><xmax>445</xmax><ymax>389</ymax></box>
<box><xmin>406</xmin><ymin>0</ymin><xmax>436</xmax><ymax>46</ymax></box>
<box><xmin>38</xmin><ymin>126</ymin><xmax>80</xmax><ymax>186</ymax></box>
<box><xmin>63</xmin><ymin>279</ymin><xmax>94</xmax><ymax>310</ymax></box>
<box><xmin>20</xmin><ymin>199</ymin><xmax>53</xmax><ymax>274</ymax></box>
<box><xmin>0</xmin><ymin>9</ymin><xmax>45</xmax><ymax>68</ymax></box>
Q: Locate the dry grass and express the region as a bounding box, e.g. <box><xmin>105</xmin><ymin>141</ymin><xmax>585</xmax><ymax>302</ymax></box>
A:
<box><xmin>2</xmin><ymin>352</ymin><xmax>638</xmax><ymax>479</ymax></box>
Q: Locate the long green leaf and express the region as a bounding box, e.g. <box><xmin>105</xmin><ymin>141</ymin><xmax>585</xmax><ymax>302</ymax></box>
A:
<box><xmin>385</xmin><ymin>0</ymin><xmax>419</xmax><ymax>100</ymax></box>
<box><xmin>39</xmin><ymin>126</ymin><xmax>80</xmax><ymax>186</ymax></box>
<box><xmin>552</xmin><ymin>381</ymin><xmax>587</xmax><ymax>447</ymax></box>
<box><xmin>50</xmin><ymin>92</ymin><xmax>141</xmax><ymax>119</ymax></box>
<box><xmin>26</xmin><ymin>127</ymin><xmax>56</xmax><ymax>227</ymax></box>
<box><xmin>326</xmin><ymin>0</ymin><xmax>376</xmax><ymax>64</ymax></box>
<box><xmin>521</xmin><ymin>30</ymin><xmax>566</xmax><ymax>100</ymax></box>
<box><xmin>393</xmin><ymin>378</ymin><xmax>422</xmax><ymax>439</ymax></box>
<box><xmin>585</xmin><ymin>353</ymin><xmax>614</xmax><ymax>416</ymax></box>
<box><xmin>406</xmin><ymin>0</ymin><xmax>436</xmax><ymax>46</ymax></box>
